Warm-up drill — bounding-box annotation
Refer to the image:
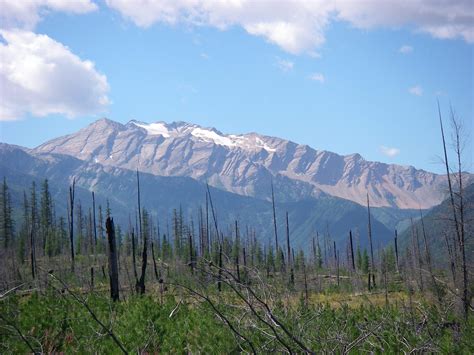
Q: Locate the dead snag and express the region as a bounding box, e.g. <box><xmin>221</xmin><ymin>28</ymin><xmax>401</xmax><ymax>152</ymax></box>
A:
<box><xmin>106</xmin><ymin>217</ymin><xmax>120</xmax><ymax>302</ymax></box>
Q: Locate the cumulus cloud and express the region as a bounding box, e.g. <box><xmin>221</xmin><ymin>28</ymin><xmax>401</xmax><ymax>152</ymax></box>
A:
<box><xmin>408</xmin><ymin>85</ymin><xmax>423</xmax><ymax>96</ymax></box>
<box><xmin>0</xmin><ymin>0</ymin><xmax>97</xmax><ymax>30</ymax></box>
<box><xmin>380</xmin><ymin>145</ymin><xmax>400</xmax><ymax>157</ymax></box>
<box><xmin>105</xmin><ymin>0</ymin><xmax>474</xmax><ymax>54</ymax></box>
<box><xmin>399</xmin><ymin>45</ymin><xmax>413</xmax><ymax>54</ymax></box>
<box><xmin>276</xmin><ymin>57</ymin><xmax>294</xmax><ymax>72</ymax></box>
<box><xmin>308</xmin><ymin>72</ymin><xmax>325</xmax><ymax>83</ymax></box>
<box><xmin>0</xmin><ymin>30</ymin><xmax>109</xmax><ymax>121</ymax></box>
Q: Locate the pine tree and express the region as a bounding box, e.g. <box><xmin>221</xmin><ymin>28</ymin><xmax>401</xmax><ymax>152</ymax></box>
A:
<box><xmin>1</xmin><ymin>177</ymin><xmax>14</xmax><ymax>249</ymax></box>
<box><xmin>40</xmin><ymin>179</ymin><xmax>52</xmax><ymax>256</ymax></box>
<box><xmin>267</xmin><ymin>246</ymin><xmax>275</xmax><ymax>273</ymax></box>
<box><xmin>362</xmin><ymin>249</ymin><xmax>369</xmax><ymax>274</ymax></box>
<box><xmin>316</xmin><ymin>241</ymin><xmax>323</xmax><ymax>269</ymax></box>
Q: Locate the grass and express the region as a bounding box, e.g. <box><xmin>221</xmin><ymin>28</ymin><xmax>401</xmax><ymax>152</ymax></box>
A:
<box><xmin>1</xmin><ymin>280</ymin><xmax>473</xmax><ymax>354</ymax></box>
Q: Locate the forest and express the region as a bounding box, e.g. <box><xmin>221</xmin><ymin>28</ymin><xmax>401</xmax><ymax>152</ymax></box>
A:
<box><xmin>0</xmin><ymin>115</ymin><xmax>472</xmax><ymax>354</ymax></box>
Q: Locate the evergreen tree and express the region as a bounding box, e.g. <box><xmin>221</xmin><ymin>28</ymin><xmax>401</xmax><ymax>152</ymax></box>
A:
<box><xmin>40</xmin><ymin>179</ymin><xmax>52</xmax><ymax>255</ymax></box>
<box><xmin>1</xmin><ymin>177</ymin><xmax>14</xmax><ymax>249</ymax></box>
<box><xmin>362</xmin><ymin>249</ymin><xmax>369</xmax><ymax>274</ymax></box>
<box><xmin>295</xmin><ymin>250</ymin><xmax>305</xmax><ymax>272</ymax></box>
<box><xmin>316</xmin><ymin>242</ymin><xmax>323</xmax><ymax>269</ymax></box>
<box><xmin>173</xmin><ymin>208</ymin><xmax>181</xmax><ymax>258</ymax></box>
<box><xmin>58</xmin><ymin>216</ymin><xmax>67</xmax><ymax>255</ymax></box>
<box><xmin>267</xmin><ymin>246</ymin><xmax>275</xmax><ymax>272</ymax></box>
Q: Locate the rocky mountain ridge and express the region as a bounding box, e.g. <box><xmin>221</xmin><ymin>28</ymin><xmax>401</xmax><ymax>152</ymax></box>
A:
<box><xmin>33</xmin><ymin>118</ymin><xmax>455</xmax><ymax>209</ymax></box>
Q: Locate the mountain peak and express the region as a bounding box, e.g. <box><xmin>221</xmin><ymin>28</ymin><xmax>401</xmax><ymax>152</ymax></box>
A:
<box><xmin>32</xmin><ymin>117</ymin><xmax>466</xmax><ymax>209</ymax></box>
<box><xmin>93</xmin><ymin>117</ymin><xmax>124</xmax><ymax>128</ymax></box>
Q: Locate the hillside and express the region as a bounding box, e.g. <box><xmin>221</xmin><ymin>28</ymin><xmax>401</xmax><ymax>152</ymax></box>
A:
<box><xmin>398</xmin><ymin>182</ymin><xmax>474</xmax><ymax>265</ymax></box>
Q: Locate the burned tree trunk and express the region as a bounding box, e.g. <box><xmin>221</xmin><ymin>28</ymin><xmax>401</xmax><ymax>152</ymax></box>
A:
<box><xmin>69</xmin><ymin>178</ymin><xmax>75</xmax><ymax>272</ymax></box>
<box><xmin>271</xmin><ymin>181</ymin><xmax>279</xmax><ymax>251</ymax></box>
<box><xmin>136</xmin><ymin>229</ymin><xmax>147</xmax><ymax>294</ymax></box>
<box><xmin>106</xmin><ymin>217</ymin><xmax>120</xmax><ymax>302</ymax></box>
<box><xmin>188</xmin><ymin>232</ymin><xmax>194</xmax><ymax>274</ymax></box>
<box><xmin>151</xmin><ymin>237</ymin><xmax>159</xmax><ymax>280</ymax></box>
<box><xmin>92</xmin><ymin>191</ymin><xmax>97</xmax><ymax>249</ymax></box>
<box><xmin>235</xmin><ymin>220</ymin><xmax>241</xmax><ymax>283</ymax></box>
<box><xmin>366</xmin><ymin>193</ymin><xmax>376</xmax><ymax>289</ymax></box>
<box><xmin>135</xmin><ymin>169</ymin><xmax>147</xmax><ymax>295</ymax></box>
<box><xmin>131</xmin><ymin>230</ymin><xmax>138</xmax><ymax>284</ymax></box>
<box><xmin>394</xmin><ymin>229</ymin><xmax>399</xmax><ymax>273</ymax></box>
<box><xmin>349</xmin><ymin>230</ymin><xmax>355</xmax><ymax>271</ymax></box>
<box><xmin>30</xmin><ymin>229</ymin><xmax>36</xmax><ymax>279</ymax></box>
<box><xmin>286</xmin><ymin>212</ymin><xmax>294</xmax><ymax>286</ymax></box>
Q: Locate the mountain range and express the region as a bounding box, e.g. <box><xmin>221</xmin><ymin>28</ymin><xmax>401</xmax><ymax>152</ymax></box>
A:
<box><xmin>2</xmin><ymin>117</ymin><xmax>471</xmax><ymax>251</ymax></box>
<box><xmin>35</xmin><ymin>118</ymin><xmax>453</xmax><ymax>209</ymax></box>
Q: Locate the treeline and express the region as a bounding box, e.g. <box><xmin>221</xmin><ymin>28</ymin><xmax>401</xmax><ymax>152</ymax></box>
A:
<box><xmin>0</xmin><ymin>175</ymin><xmax>401</xmax><ymax>291</ymax></box>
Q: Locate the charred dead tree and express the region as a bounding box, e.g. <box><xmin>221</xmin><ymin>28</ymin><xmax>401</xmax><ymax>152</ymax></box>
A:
<box><xmin>136</xmin><ymin>227</ymin><xmax>148</xmax><ymax>295</ymax></box>
<box><xmin>394</xmin><ymin>229</ymin><xmax>399</xmax><ymax>273</ymax></box>
<box><xmin>151</xmin><ymin>232</ymin><xmax>160</xmax><ymax>280</ymax></box>
<box><xmin>271</xmin><ymin>181</ymin><xmax>279</xmax><ymax>252</ymax></box>
<box><xmin>206</xmin><ymin>184</ymin><xmax>223</xmax><ymax>291</ymax></box>
<box><xmin>235</xmin><ymin>220</ymin><xmax>241</xmax><ymax>283</ymax></box>
<box><xmin>106</xmin><ymin>217</ymin><xmax>120</xmax><ymax>302</ymax></box>
<box><xmin>366</xmin><ymin>193</ymin><xmax>376</xmax><ymax>290</ymax></box>
<box><xmin>135</xmin><ymin>170</ymin><xmax>147</xmax><ymax>295</ymax></box>
<box><xmin>92</xmin><ymin>192</ymin><xmax>97</xmax><ymax>249</ymax></box>
<box><xmin>438</xmin><ymin>103</ymin><xmax>469</xmax><ymax>320</ymax></box>
<box><xmin>188</xmin><ymin>232</ymin><xmax>194</xmax><ymax>274</ymax></box>
<box><xmin>30</xmin><ymin>229</ymin><xmax>36</xmax><ymax>280</ymax></box>
<box><xmin>131</xmin><ymin>227</ymin><xmax>138</xmax><ymax>285</ymax></box>
<box><xmin>285</xmin><ymin>212</ymin><xmax>294</xmax><ymax>287</ymax></box>
<box><xmin>349</xmin><ymin>230</ymin><xmax>355</xmax><ymax>271</ymax></box>
<box><xmin>69</xmin><ymin>178</ymin><xmax>75</xmax><ymax>272</ymax></box>
<box><xmin>302</xmin><ymin>257</ymin><xmax>309</xmax><ymax>306</ymax></box>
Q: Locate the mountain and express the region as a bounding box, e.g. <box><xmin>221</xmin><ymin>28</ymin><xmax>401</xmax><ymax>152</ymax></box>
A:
<box><xmin>1</xmin><ymin>143</ymin><xmax>400</xmax><ymax>250</ymax></box>
<box><xmin>34</xmin><ymin>118</ymin><xmax>458</xmax><ymax>209</ymax></box>
<box><xmin>397</xmin><ymin>182</ymin><xmax>474</xmax><ymax>266</ymax></box>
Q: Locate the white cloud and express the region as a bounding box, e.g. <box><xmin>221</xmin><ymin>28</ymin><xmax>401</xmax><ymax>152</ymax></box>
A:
<box><xmin>380</xmin><ymin>145</ymin><xmax>400</xmax><ymax>157</ymax></box>
<box><xmin>0</xmin><ymin>30</ymin><xmax>109</xmax><ymax>121</ymax></box>
<box><xmin>408</xmin><ymin>85</ymin><xmax>423</xmax><ymax>96</ymax></box>
<box><xmin>0</xmin><ymin>0</ymin><xmax>97</xmax><ymax>30</ymax></box>
<box><xmin>399</xmin><ymin>45</ymin><xmax>413</xmax><ymax>54</ymax></box>
<box><xmin>334</xmin><ymin>0</ymin><xmax>474</xmax><ymax>43</ymax></box>
<box><xmin>276</xmin><ymin>57</ymin><xmax>294</xmax><ymax>72</ymax></box>
<box><xmin>105</xmin><ymin>0</ymin><xmax>474</xmax><ymax>54</ymax></box>
<box><xmin>308</xmin><ymin>72</ymin><xmax>325</xmax><ymax>83</ymax></box>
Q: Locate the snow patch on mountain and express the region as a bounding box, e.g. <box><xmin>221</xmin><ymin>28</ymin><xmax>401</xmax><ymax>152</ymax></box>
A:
<box><xmin>130</xmin><ymin>120</ymin><xmax>276</xmax><ymax>152</ymax></box>
<box><xmin>132</xmin><ymin>121</ymin><xmax>170</xmax><ymax>137</ymax></box>
<box><xmin>191</xmin><ymin>127</ymin><xmax>236</xmax><ymax>147</ymax></box>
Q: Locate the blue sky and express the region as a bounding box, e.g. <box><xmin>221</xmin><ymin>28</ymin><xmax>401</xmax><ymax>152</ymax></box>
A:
<box><xmin>0</xmin><ymin>0</ymin><xmax>472</xmax><ymax>173</ymax></box>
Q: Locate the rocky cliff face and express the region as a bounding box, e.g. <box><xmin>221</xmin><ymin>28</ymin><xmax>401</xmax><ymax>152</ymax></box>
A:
<box><xmin>34</xmin><ymin>118</ymin><xmax>453</xmax><ymax>209</ymax></box>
